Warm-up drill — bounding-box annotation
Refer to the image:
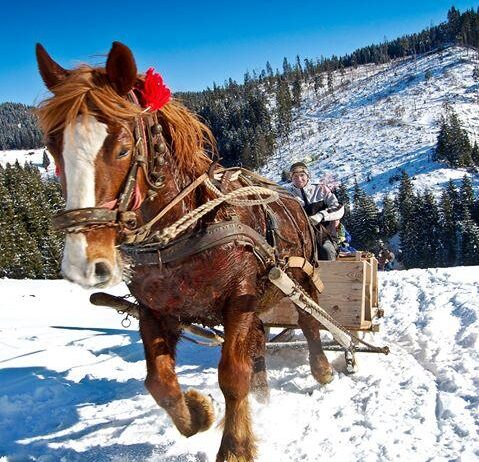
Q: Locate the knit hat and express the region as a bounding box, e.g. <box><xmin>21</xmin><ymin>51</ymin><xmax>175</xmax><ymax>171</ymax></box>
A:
<box><xmin>289</xmin><ymin>161</ymin><xmax>310</xmax><ymax>177</ymax></box>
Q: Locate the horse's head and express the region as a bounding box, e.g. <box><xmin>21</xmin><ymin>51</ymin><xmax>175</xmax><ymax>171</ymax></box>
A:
<box><xmin>36</xmin><ymin>42</ymin><xmax>154</xmax><ymax>288</ymax></box>
<box><xmin>36</xmin><ymin>42</ymin><xmax>215</xmax><ymax>289</ymax></box>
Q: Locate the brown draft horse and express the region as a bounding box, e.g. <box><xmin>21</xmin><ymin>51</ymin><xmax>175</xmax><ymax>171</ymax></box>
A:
<box><xmin>36</xmin><ymin>42</ymin><xmax>333</xmax><ymax>462</ymax></box>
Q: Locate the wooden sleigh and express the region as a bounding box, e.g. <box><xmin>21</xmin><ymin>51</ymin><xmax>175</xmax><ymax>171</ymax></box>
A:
<box><xmin>261</xmin><ymin>252</ymin><xmax>382</xmax><ymax>332</ymax></box>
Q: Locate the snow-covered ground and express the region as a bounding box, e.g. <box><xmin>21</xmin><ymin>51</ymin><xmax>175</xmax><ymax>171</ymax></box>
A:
<box><xmin>1</xmin><ymin>267</ymin><xmax>478</xmax><ymax>461</ymax></box>
<box><xmin>0</xmin><ymin>148</ymin><xmax>55</xmax><ymax>179</ymax></box>
<box><xmin>262</xmin><ymin>46</ymin><xmax>479</xmax><ymax>200</ymax></box>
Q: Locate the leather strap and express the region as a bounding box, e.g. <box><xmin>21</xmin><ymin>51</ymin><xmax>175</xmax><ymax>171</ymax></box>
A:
<box><xmin>121</xmin><ymin>221</ymin><xmax>276</xmax><ymax>267</ymax></box>
<box><xmin>53</xmin><ymin>208</ymin><xmax>118</xmax><ymax>232</ymax></box>
<box><xmin>287</xmin><ymin>256</ymin><xmax>324</xmax><ymax>293</ymax></box>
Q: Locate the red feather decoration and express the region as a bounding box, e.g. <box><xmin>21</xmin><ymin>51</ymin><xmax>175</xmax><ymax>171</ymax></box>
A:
<box><xmin>141</xmin><ymin>68</ymin><xmax>171</xmax><ymax>111</ymax></box>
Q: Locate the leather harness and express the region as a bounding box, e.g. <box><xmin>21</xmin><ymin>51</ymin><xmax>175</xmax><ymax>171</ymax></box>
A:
<box><xmin>52</xmin><ymin>93</ymin><xmax>323</xmax><ymax>292</ymax></box>
<box><xmin>121</xmin><ymin>220</ymin><xmax>276</xmax><ymax>268</ymax></box>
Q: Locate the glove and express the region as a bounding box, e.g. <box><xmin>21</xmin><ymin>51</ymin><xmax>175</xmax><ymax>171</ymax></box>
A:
<box><xmin>310</xmin><ymin>212</ymin><xmax>325</xmax><ymax>225</ymax></box>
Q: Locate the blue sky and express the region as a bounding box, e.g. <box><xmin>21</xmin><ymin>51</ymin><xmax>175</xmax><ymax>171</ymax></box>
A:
<box><xmin>1</xmin><ymin>1</ymin><xmax>478</xmax><ymax>105</ymax></box>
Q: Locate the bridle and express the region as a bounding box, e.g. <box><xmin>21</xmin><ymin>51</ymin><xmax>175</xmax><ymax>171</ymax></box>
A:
<box><xmin>52</xmin><ymin>91</ymin><xmax>175</xmax><ymax>240</ymax></box>
<box><xmin>51</xmin><ymin>92</ymin><xmax>280</xmax><ymax>254</ymax></box>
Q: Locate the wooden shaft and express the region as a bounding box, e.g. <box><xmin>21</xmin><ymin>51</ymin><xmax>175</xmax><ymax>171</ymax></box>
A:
<box><xmin>268</xmin><ymin>267</ymin><xmax>353</xmax><ymax>349</ymax></box>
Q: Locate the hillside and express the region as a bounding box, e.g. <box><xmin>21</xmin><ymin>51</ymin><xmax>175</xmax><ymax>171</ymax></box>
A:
<box><xmin>4</xmin><ymin>47</ymin><xmax>479</xmax><ymax>200</ymax></box>
<box><xmin>0</xmin><ymin>267</ymin><xmax>478</xmax><ymax>461</ymax></box>
<box><xmin>262</xmin><ymin>46</ymin><xmax>479</xmax><ymax>199</ymax></box>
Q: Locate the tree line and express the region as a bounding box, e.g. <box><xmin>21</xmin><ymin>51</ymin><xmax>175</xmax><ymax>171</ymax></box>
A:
<box><xmin>337</xmin><ymin>171</ymin><xmax>479</xmax><ymax>268</ymax></box>
<box><xmin>4</xmin><ymin>7</ymin><xmax>479</xmax><ymax>167</ymax></box>
<box><xmin>0</xmin><ymin>103</ymin><xmax>43</xmax><ymax>150</ymax></box>
<box><xmin>0</xmin><ymin>162</ymin><xmax>63</xmax><ymax>278</ymax></box>
<box><xmin>1</xmin><ymin>161</ymin><xmax>477</xmax><ymax>279</ymax></box>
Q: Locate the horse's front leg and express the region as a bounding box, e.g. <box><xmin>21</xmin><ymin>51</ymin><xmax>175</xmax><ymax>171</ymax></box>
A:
<box><xmin>217</xmin><ymin>294</ymin><xmax>259</xmax><ymax>462</ymax></box>
<box><xmin>139</xmin><ymin>307</ymin><xmax>215</xmax><ymax>437</ymax></box>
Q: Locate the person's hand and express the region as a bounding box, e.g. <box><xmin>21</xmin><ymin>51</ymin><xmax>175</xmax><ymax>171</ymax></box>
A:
<box><xmin>310</xmin><ymin>212</ymin><xmax>325</xmax><ymax>225</ymax></box>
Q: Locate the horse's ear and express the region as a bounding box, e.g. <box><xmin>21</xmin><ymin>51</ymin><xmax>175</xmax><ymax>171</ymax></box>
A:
<box><xmin>106</xmin><ymin>42</ymin><xmax>137</xmax><ymax>96</ymax></box>
<box><xmin>36</xmin><ymin>43</ymin><xmax>69</xmax><ymax>91</ymax></box>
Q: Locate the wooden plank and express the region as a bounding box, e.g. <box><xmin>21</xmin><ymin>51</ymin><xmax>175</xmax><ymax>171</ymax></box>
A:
<box><xmin>318</xmin><ymin>261</ymin><xmax>366</xmax><ymax>328</ymax></box>
<box><xmin>364</xmin><ymin>261</ymin><xmax>373</xmax><ymax>322</ymax></box>
<box><xmin>259</xmin><ymin>298</ymin><xmax>298</xmax><ymax>326</ymax></box>
<box><xmin>260</xmin><ymin>260</ymin><xmax>368</xmax><ymax>330</ymax></box>
<box><xmin>372</xmin><ymin>257</ymin><xmax>379</xmax><ymax>307</ymax></box>
<box><xmin>316</xmin><ymin>261</ymin><xmax>366</xmax><ymax>284</ymax></box>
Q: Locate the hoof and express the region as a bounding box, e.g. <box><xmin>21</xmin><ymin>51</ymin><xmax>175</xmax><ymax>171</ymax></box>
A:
<box><xmin>312</xmin><ymin>365</ymin><xmax>334</xmax><ymax>385</ymax></box>
<box><xmin>318</xmin><ymin>369</ymin><xmax>334</xmax><ymax>384</ymax></box>
<box><xmin>216</xmin><ymin>450</ymin><xmax>256</xmax><ymax>462</ymax></box>
<box><xmin>184</xmin><ymin>389</ymin><xmax>215</xmax><ymax>434</ymax></box>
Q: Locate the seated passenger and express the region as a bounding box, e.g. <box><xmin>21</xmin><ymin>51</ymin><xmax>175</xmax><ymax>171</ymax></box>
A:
<box><xmin>337</xmin><ymin>223</ymin><xmax>357</xmax><ymax>254</ymax></box>
<box><xmin>285</xmin><ymin>162</ymin><xmax>344</xmax><ymax>260</ymax></box>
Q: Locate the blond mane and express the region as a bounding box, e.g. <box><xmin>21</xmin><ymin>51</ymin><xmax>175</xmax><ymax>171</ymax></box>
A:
<box><xmin>36</xmin><ymin>65</ymin><xmax>216</xmax><ymax>179</ymax></box>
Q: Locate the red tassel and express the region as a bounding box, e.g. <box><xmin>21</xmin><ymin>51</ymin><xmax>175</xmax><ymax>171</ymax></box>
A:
<box><xmin>141</xmin><ymin>68</ymin><xmax>171</xmax><ymax>111</ymax></box>
<box><xmin>55</xmin><ymin>164</ymin><xmax>60</xmax><ymax>177</ymax></box>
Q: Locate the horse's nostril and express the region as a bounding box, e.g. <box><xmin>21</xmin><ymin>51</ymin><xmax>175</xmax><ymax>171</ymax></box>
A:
<box><xmin>94</xmin><ymin>261</ymin><xmax>112</xmax><ymax>282</ymax></box>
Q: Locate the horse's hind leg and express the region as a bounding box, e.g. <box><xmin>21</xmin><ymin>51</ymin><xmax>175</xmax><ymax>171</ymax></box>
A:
<box><xmin>296</xmin><ymin>284</ymin><xmax>334</xmax><ymax>384</ymax></box>
<box><xmin>249</xmin><ymin>315</ymin><xmax>269</xmax><ymax>403</ymax></box>
<box><xmin>217</xmin><ymin>294</ymin><xmax>259</xmax><ymax>462</ymax></box>
<box><xmin>139</xmin><ymin>306</ymin><xmax>214</xmax><ymax>437</ymax></box>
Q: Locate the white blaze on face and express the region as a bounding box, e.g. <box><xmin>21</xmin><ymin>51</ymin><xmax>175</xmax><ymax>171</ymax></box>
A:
<box><xmin>63</xmin><ymin>115</ymin><xmax>107</xmax><ymax>209</ymax></box>
<box><xmin>61</xmin><ymin>115</ymin><xmax>109</xmax><ymax>287</ymax></box>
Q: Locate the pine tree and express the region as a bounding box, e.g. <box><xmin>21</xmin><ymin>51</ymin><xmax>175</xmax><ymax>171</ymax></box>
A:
<box><xmin>458</xmin><ymin>208</ymin><xmax>479</xmax><ymax>265</ymax></box>
<box><xmin>380</xmin><ymin>194</ymin><xmax>399</xmax><ymax>239</ymax></box>
<box><xmin>349</xmin><ymin>183</ymin><xmax>380</xmax><ymax>251</ymax></box>
<box><xmin>472</xmin><ymin>65</ymin><xmax>479</xmax><ymax>82</ymax></box>
<box><xmin>265</xmin><ymin>61</ymin><xmax>273</xmax><ymax>78</ymax></box>
<box><xmin>446</xmin><ymin>180</ymin><xmax>461</xmax><ymax>221</ymax></box>
<box><xmin>327</xmin><ymin>70</ymin><xmax>334</xmax><ymax>93</ymax></box>
<box><xmin>417</xmin><ymin>190</ymin><xmax>441</xmax><ymax>268</ymax></box>
<box><xmin>42</xmin><ymin>150</ymin><xmax>51</xmax><ymax>170</ymax></box>
<box><xmin>471</xmin><ymin>141</ymin><xmax>479</xmax><ymax>165</ymax></box>
<box><xmin>313</xmin><ymin>73</ymin><xmax>324</xmax><ymax>96</ymax></box>
<box><xmin>439</xmin><ymin>190</ymin><xmax>458</xmax><ymax>266</ymax></box>
<box><xmin>275</xmin><ymin>78</ymin><xmax>293</xmax><ymax>138</ymax></box>
<box><xmin>397</xmin><ymin>171</ymin><xmax>418</xmax><ymax>268</ymax></box>
<box><xmin>460</xmin><ymin>175</ymin><xmax>474</xmax><ymax>213</ymax></box>
<box><xmin>291</xmin><ymin>78</ymin><xmax>302</xmax><ymax>108</ymax></box>
<box><xmin>335</xmin><ymin>181</ymin><xmax>351</xmax><ymax>228</ymax></box>
<box><xmin>282</xmin><ymin>57</ymin><xmax>292</xmax><ymax>77</ymax></box>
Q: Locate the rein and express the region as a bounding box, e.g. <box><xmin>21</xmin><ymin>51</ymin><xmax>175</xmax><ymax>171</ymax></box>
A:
<box><xmin>52</xmin><ymin>93</ymin><xmax>280</xmax><ymax>252</ymax></box>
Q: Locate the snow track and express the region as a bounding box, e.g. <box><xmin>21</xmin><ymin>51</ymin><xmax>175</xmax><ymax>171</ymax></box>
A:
<box><xmin>0</xmin><ymin>268</ymin><xmax>478</xmax><ymax>461</ymax></box>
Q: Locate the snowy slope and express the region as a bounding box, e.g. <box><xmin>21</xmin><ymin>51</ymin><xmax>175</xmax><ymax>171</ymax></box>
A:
<box><xmin>262</xmin><ymin>46</ymin><xmax>479</xmax><ymax>200</ymax></box>
<box><xmin>3</xmin><ymin>47</ymin><xmax>479</xmax><ymax>200</ymax></box>
<box><xmin>1</xmin><ymin>268</ymin><xmax>478</xmax><ymax>461</ymax></box>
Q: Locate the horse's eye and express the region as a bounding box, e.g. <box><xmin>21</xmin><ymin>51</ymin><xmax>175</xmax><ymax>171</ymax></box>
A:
<box><xmin>117</xmin><ymin>149</ymin><xmax>130</xmax><ymax>159</ymax></box>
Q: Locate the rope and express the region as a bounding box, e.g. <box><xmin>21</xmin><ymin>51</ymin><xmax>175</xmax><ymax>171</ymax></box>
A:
<box><xmin>203</xmin><ymin>178</ymin><xmax>275</xmax><ymax>207</ymax></box>
<box><xmin>152</xmin><ymin>182</ymin><xmax>279</xmax><ymax>245</ymax></box>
